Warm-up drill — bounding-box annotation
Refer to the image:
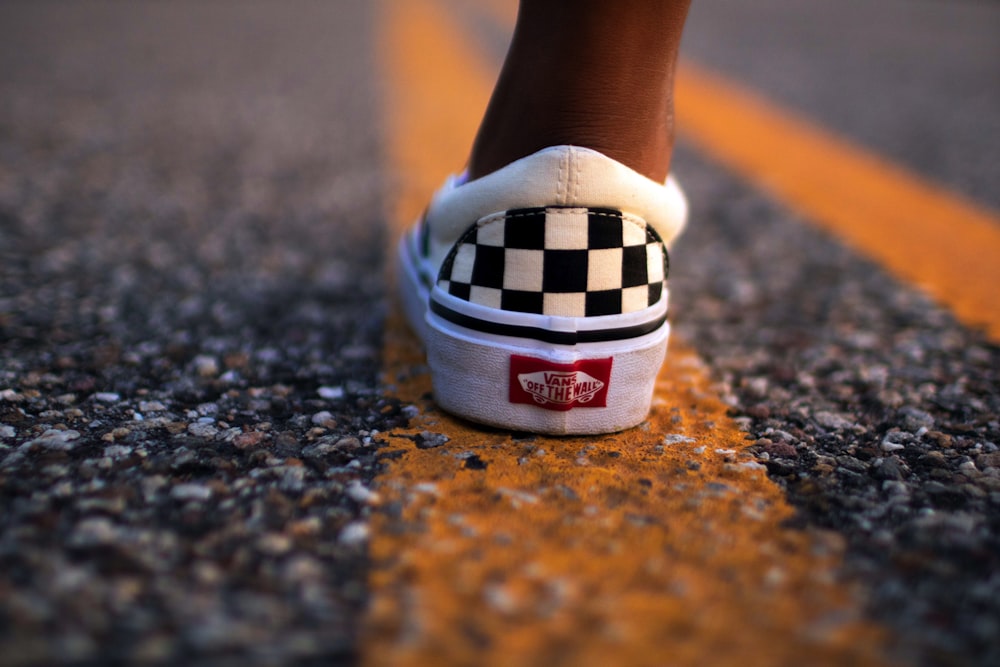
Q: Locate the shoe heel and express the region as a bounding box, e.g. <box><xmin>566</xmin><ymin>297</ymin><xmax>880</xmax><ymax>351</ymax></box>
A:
<box><xmin>425</xmin><ymin>312</ymin><xmax>669</xmax><ymax>435</ymax></box>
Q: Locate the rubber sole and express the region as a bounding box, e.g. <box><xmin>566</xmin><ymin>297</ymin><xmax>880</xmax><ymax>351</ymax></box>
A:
<box><xmin>397</xmin><ymin>233</ymin><xmax>670</xmax><ymax>435</ymax></box>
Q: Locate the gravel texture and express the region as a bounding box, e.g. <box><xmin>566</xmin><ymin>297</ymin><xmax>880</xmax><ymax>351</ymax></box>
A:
<box><xmin>0</xmin><ymin>2</ymin><xmax>405</xmax><ymax>664</ymax></box>
<box><xmin>1</xmin><ymin>1</ymin><xmax>997</xmax><ymax>666</ymax></box>
<box><xmin>673</xmin><ymin>144</ymin><xmax>1000</xmax><ymax>667</ymax></box>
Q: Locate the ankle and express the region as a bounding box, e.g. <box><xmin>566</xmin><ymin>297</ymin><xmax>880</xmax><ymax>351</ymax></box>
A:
<box><xmin>467</xmin><ymin>0</ymin><xmax>689</xmax><ymax>183</ymax></box>
<box><xmin>468</xmin><ymin>105</ymin><xmax>674</xmax><ymax>183</ymax></box>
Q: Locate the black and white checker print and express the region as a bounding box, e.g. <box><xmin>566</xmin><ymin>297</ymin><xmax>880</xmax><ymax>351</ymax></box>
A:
<box><xmin>436</xmin><ymin>207</ymin><xmax>668</xmax><ymax>317</ymax></box>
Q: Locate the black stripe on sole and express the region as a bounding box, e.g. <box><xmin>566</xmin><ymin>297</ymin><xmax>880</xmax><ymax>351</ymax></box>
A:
<box><xmin>429</xmin><ymin>299</ymin><xmax>668</xmax><ymax>345</ymax></box>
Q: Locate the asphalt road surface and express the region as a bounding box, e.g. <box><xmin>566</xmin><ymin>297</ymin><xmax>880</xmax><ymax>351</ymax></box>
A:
<box><xmin>1</xmin><ymin>1</ymin><xmax>998</xmax><ymax>665</ymax></box>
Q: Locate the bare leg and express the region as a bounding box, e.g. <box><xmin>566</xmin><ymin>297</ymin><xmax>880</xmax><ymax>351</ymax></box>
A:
<box><xmin>468</xmin><ymin>0</ymin><xmax>693</xmax><ymax>183</ymax></box>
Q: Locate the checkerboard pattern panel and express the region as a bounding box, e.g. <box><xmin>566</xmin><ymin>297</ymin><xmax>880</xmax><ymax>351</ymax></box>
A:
<box><xmin>437</xmin><ymin>207</ymin><xmax>668</xmax><ymax>317</ymax></box>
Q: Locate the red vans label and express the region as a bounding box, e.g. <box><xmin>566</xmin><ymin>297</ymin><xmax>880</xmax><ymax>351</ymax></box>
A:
<box><xmin>509</xmin><ymin>356</ymin><xmax>612</xmax><ymax>411</ymax></box>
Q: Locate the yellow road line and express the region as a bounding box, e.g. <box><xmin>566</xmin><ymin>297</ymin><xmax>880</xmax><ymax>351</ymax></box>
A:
<box><xmin>676</xmin><ymin>63</ymin><xmax>1000</xmax><ymax>342</ymax></box>
<box><xmin>364</xmin><ymin>1</ymin><xmax>891</xmax><ymax>665</ymax></box>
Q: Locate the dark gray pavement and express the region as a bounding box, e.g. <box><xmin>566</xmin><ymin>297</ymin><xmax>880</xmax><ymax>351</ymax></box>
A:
<box><xmin>1</xmin><ymin>1</ymin><xmax>395</xmax><ymax>664</ymax></box>
<box><xmin>1</xmin><ymin>0</ymin><xmax>998</xmax><ymax>665</ymax></box>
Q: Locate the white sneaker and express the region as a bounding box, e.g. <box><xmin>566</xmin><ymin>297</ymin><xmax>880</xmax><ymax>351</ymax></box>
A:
<box><xmin>397</xmin><ymin>145</ymin><xmax>687</xmax><ymax>434</ymax></box>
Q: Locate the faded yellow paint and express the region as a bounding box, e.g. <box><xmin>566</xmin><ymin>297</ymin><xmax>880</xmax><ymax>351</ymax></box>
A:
<box><xmin>676</xmin><ymin>63</ymin><xmax>1000</xmax><ymax>342</ymax></box>
<box><xmin>365</xmin><ymin>1</ymin><xmax>892</xmax><ymax>665</ymax></box>
<box><xmin>369</xmin><ymin>323</ymin><xmax>889</xmax><ymax>666</ymax></box>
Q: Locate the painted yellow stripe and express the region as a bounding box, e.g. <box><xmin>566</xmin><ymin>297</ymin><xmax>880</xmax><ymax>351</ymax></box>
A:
<box><xmin>364</xmin><ymin>1</ymin><xmax>891</xmax><ymax>665</ymax></box>
<box><xmin>676</xmin><ymin>63</ymin><xmax>1000</xmax><ymax>342</ymax></box>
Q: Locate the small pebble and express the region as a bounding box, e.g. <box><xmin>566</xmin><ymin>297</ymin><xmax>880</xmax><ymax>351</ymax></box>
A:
<box><xmin>415</xmin><ymin>431</ymin><xmax>449</xmax><ymax>449</ymax></box>
<box><xmin>21</xmin><ymin>429</ymin><xmax>82</xmax><ymax>451</ymax></box>
<box><xmin>187</xmin><ymin>423</ymin><xmax>218</xmax><ymax>439</ymax></box>
<box><xmin>345</xmin><ymin>481</ymin><xmax>380</xmax><ymax>505</ymax></box>
<box><xmin>257</xmin><ymin>533</ymin><xmax>292</xmax><ymax>557</ymax></box>
<box><xmin>193</xmin><ymin>355</ymin><xmax>219</xmax><ymax>377</ymax></box>
<box><xmin>170</xmin><ymin>483</ymin><xmax>213</xmax><ymax>502</ymax></box>
<box><xmin>318</xmin><ymin>386</ymin><xmax>344</xmax><ymax>400</ymax></box>
<box><xmin>233</xmin><ymin>431</ymin><xmax>267</xmax><ymax>449</ymax></box>
<box><xmin>311</xmin><ymin>411</ymin><xmax>335</xmax><ymax>426</ymax></box>
<box><xmin>338</xmin><ymin>522</ymin><xmax>369</xmax><ymax>546</ymax></box>
<box><xmin>70</xmin><ymin>517</ymin><xmax>118</xmax><ymax>547</ymax></box>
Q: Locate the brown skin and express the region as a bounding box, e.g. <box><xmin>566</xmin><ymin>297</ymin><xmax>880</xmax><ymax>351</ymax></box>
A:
<box><xmin>468</xmin><ymin>0</ymin><xmax>693</xmax><ymax>183</ymax></box>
